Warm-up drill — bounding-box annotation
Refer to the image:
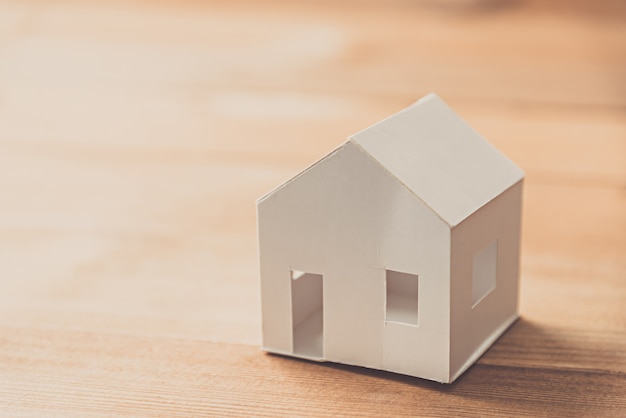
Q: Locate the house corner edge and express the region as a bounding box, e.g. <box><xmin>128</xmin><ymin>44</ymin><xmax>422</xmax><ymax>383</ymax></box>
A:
<box><xmin>448</xmin><ymin>313</ymin><xmax>520</xmax><ymax>383</ymax></box>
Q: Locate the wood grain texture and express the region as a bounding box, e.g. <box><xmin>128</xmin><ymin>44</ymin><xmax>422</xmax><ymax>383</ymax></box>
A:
<box><xmin>0</xmin><ymin>0</ymin><xmax>625</xmax><ymax>416</ymax></box>
<box><xmin>1</xmin><ymin>325</ymin><xmax>625</xmax><ymax>418</ymax></box>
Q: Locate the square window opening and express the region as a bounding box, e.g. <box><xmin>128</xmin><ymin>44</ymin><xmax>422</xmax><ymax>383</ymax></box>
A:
<box><xmin>386</xmin><ymin>270</ymin><xmax>419</xmax><ymax>326</ymax></box>
<box><xmin>472</xmin><ymin>240</ymin><xmax>498</xmax><ymax>308</ymax></box>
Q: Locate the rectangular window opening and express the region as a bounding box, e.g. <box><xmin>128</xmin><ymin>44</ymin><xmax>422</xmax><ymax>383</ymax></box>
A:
<box><xmin>472</xmin><ymin>240</ymin><xmax>498</xmax><ymax>308</ymax></box>
<box><xmin>385</xmin><ymin>269</ymin><xmax>419</xmax><ymax>326</ymax></box>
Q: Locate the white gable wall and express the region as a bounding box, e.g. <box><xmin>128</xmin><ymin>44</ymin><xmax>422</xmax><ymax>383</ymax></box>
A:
<box><xmin>258</xmin><ymin>141</ymin><xmax>451</xmax><ymax>382</ymax></box>
<box><xmin>449</xmin><ymin>180</ymin><xmax>523</xmax><ymax>382</ymax></box>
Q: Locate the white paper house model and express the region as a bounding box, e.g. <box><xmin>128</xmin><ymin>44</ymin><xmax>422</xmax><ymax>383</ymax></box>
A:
<box><xmin>257</xmin><ymin>93</ymin><xmax>524</xmax><ymax>383</ymax></box>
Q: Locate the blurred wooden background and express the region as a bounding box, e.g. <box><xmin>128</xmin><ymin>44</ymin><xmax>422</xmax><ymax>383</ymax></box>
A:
<box><xmin>0</xmin><ymin>0</ymin><xmax>625</xmax><ymax>416</ymax></box>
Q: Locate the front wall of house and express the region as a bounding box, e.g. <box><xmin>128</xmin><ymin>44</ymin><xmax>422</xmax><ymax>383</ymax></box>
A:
<box><xmin>258</xmin><ymin>141</ymin><xmax>451</xmax><ymax>382</ymax></box>
<box><xmin>378</xmin><ymin>175</ymin><xmax>451</xmax><ymax>382</ymax></box>
<box><xmin>449</xmin><ymin>180</ymin><xmax>523</xmax><ymax>381</ymax></box>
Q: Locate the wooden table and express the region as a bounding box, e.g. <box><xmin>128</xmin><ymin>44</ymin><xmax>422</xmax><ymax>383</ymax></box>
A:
<box><xmin>1</xmin><ymin>0</ymin><xmax>625</xmax><ymax>416</ymax></box>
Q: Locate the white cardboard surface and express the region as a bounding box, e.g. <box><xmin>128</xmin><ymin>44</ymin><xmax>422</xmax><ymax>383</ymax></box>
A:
<box><xmin>351</xmin><ymin>93</ymin><xmax>524</xmax><ymax>227</ymax></box>
<box><xmin>257</xmin><ymin>93</ymin><xmax>524</xmax><ymax>383</ymax></box>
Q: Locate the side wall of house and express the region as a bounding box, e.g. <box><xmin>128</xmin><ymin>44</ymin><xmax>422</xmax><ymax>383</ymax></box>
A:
<box><xmin>449</xmin><ymin>180</ymin><xmax>523</xmax><ymax>382</ymax></box>
<box><xmin>258</xmin><ymin>140</ymin><xmax>451</xmax><ymax>382</ymax></box>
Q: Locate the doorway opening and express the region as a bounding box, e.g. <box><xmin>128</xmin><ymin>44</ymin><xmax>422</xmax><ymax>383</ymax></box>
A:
<box><xmin>291</xmin><ymin>270</ymin><xmax>323</xmax><ymax>358</ymax></box>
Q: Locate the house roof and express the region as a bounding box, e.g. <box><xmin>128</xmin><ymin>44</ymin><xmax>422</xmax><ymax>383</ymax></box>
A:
<box><xmin>350</xmin><ymin>93</ymin><xmax>524</xmax><ymax>226</ymax></box>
